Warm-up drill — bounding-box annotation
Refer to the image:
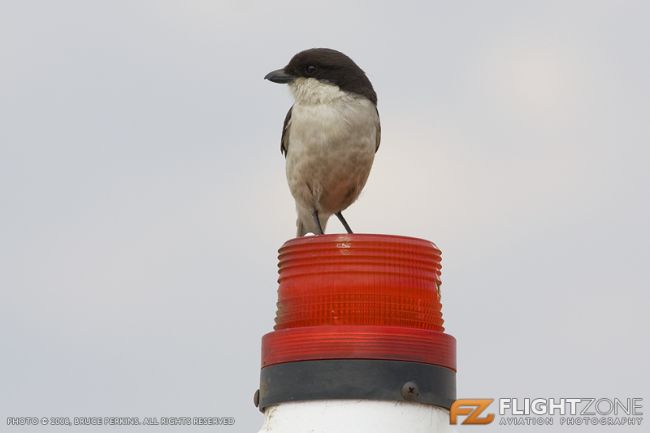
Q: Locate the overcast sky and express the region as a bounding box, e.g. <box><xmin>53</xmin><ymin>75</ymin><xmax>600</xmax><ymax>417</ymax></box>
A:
<box><xmin>1</xmin><ymin>1</ymin><xmax>649</xmax><ymax>432</ymax></box>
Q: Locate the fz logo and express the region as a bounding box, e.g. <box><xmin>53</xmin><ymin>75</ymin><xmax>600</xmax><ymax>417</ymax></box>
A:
<box><xmin>450</xmin><ymin>399</ymin><xmax>495</xmax><ymax>425</ymax></box>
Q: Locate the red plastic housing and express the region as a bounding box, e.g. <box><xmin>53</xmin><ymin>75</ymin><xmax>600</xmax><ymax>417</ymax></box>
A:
<box><xmin>261</xmin><ymin>234</ymin><xmax>456</xmax><ymax>371</ymax></box>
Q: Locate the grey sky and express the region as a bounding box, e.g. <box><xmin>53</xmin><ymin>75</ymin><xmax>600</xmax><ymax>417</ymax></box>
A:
<box><xmin>1</xmin><ymin>1</ymin><xmax>649</xmax><ymax>432</ymax></box>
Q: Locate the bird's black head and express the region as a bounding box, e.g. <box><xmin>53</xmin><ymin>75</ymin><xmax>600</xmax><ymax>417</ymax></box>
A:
<box><xmin>264</xmin><ymin>48</ymin><xmax>377</xmax><ymax>105</ymax></box>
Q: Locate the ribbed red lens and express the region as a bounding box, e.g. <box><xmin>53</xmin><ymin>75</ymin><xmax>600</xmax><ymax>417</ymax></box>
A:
<box><xmin>261</xmin><ymin>234</ymin><xmax>455</xmax><ymax>370</ymax></box>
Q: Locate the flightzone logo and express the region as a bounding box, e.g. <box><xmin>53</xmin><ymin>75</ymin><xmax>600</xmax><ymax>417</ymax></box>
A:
<box><xmin>450</xmin><ymin>398</ymin><xmax>644</xmax><ymax>427</ymax></box>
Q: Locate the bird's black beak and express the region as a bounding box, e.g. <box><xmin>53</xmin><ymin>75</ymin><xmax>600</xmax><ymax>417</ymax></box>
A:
<box><xmin>264</xmin><ymin>68</ymin><xmax>296</xmax><ymax>84</ymax></box>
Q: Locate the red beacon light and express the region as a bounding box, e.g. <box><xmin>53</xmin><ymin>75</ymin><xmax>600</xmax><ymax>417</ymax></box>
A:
<box><xmin>257</xmin><ymin>234</ymin><xmax>456</xmax><ymax>411</ymax></box>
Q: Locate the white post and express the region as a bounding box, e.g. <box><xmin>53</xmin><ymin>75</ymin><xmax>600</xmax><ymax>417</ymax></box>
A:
<box><xmin>258</xmin><ymin>400</ymin><xmax>455</xmax><ymax>433</ymax></box>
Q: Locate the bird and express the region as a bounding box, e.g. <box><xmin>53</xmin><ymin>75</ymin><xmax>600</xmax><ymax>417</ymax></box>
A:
<box><xmin>265</xmin><ymin>48</ymin><xmax>380</xmax><ymax>236</ymax></box>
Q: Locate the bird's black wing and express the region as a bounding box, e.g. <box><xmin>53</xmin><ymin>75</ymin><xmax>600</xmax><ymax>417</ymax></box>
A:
<box><xmin>375</xmin><ymin>107</ymin><xmax>381</xmax><ymax>152</ymax></box>
<box><xmin>281</xmin><ymin>106</ymin><xmax>293</xmax><ymax>157</ymax></box>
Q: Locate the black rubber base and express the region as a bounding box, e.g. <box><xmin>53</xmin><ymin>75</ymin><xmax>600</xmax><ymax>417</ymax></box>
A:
<box><xmin>258</xmin><ymin>359</ymin><xmax>456</xmax><ymax>412</ymax></box>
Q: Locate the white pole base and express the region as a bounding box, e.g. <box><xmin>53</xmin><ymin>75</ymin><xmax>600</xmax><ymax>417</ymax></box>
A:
<box><xmin>257</xmin><ymin>400</ymin><xmax>455</xmax><ymax>433</ymax></box>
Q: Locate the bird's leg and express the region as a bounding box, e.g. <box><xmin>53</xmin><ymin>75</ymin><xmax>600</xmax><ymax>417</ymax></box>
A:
<box><xmin>312</xmin><ymin>209</ymin><xmax>324</xmax><ymax>235</ymax></box>
<box><xmin>335</xmin><ymin>212</ymin><xmax>353</xmax><ymax>234</ymax></box>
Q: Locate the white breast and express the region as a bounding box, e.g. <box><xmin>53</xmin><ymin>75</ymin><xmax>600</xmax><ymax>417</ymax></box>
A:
<box><xmin>285</xmin><ymin>78</ymin><xmax>378</xmax><ymax>217</ymax></box>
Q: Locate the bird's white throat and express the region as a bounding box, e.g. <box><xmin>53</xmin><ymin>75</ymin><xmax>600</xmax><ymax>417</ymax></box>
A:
<box><xmin>289</xmin><ymin>77</ymin><xmax>347</xmax><ymax>105</ymax></box>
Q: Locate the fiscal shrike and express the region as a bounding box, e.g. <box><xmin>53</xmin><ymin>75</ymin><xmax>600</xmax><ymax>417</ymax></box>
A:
<box><xmin>265</xmin><ymin>48</ymin><xmax>380</xmax><ymax>236</ymax></box>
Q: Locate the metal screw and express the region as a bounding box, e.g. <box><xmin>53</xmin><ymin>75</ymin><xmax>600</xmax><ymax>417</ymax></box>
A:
<box><xmin>401</xmin><ymin>381</ymin><xmax>419</xmax><ymax>401</ymax></box>
<box><xmin>253</xmin><ymin>389</ymin><xmax>260</xmax><ymax>408</ymax></box>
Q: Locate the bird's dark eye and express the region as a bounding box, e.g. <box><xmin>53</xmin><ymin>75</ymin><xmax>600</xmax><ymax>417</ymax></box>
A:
<box><xmin>305</xmin><ymin>65</ymin><xmax>318</xmax><ymax>75</ymax></box>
